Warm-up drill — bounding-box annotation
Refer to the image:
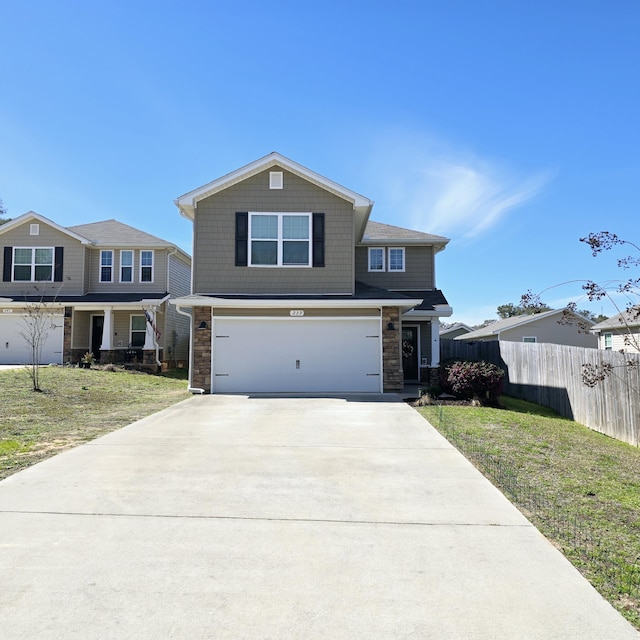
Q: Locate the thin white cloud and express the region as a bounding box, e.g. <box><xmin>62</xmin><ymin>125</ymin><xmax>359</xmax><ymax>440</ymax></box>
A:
<box><xmin>363</xmin><ymin>130</ymin><xmax>553</xmax><ymax>240</ymax></box>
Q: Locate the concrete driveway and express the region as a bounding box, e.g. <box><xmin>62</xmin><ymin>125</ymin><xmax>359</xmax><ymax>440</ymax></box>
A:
<box><xmin>0</xmin><ymin>394</ymin><xmax>637</xmax><ymax>639</ymax></box>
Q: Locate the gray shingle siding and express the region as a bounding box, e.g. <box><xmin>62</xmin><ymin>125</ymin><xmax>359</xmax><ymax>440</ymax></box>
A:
<box><xmin>193</xmin><ymin>167</ymin><xmax>354</xmax><ymax>294</ymax></box>
<box><xmin>354</xmin><ymin>245</ymin><xmax>435</xmax><ymax>289</ymax></box>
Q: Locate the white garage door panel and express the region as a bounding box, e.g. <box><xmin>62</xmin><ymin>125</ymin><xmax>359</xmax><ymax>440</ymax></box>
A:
<box><xmin>0</xmin><ymin>314</ymin><xmax>64</xmax><ymax>365</ymax></box>
<box><xmin>213</xmin><ymin>318</ymin><xmax>381</xmax><ymax>393</ymax></box>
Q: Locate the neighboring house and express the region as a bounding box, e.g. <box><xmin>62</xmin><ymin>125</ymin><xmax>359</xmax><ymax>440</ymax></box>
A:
<box><xmin>172</xmin><ymin>152</ymin><xmax>452</xmax><ymax>394</ymax></box>
<box><xmin>440</xmin><ymin>322</ymin><xmax>473</xmax><ymax>340</ymax></box>
<box><xmin>591</xmin><ymin>310</ymin><xmax>640</xmax><ymax>354</ymax></box>
<box><xmin>0</xmin><ymin>212</ymin><xmax>191</xmax><ymax>367</ymax></box>
<box><xmin>453</xmin><ymin>308</ymin><xmax>597</xmax><ymax>347</ymax></box>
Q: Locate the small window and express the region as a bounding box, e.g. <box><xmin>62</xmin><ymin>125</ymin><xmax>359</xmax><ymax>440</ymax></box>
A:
<box><xmin>523</xmin><ymin>336</ymin><xmax>537</xmax><ymax>343</ymax></box>
<box><xmin>30</xmin><ymin>224</ymin><xmax>40</xmax><ymax>236</ymax></box>
<box><xmin>269</xmin><ymin>171</ymin><xmax>283</xmax><ymax>189</ymax></box>
<box><xmin>604</xmin><ymin>333</ymin><xmax>612</xmax><ymax>350</ymax></box>
<box><xmin>100</xmin><ymin>250</ymin><xmax>113</xmax><ymax>282</ymax></box>
<box><xmin>388</xmin><ymin>247</ymin><xmax>405</xmax><ymax>272</ymax></box>
<box><xmin>249</xmin><ymin>213</ymin><xmax>310</xmax><ymax>267</ymax></box>
<box><xmin>13</xmin><ymin>247</ymin><xmax>54</xmax><ymax>282</ymax></box>
<box><xmin>368</xmin><ymin>247</ymin><xmax>385</xmax><ymax>272</ymax></box>
<box><xmin>120</xmin><ymin>250</ymin><xmax>133</xmax><ymax>283</ymax></box>
<box><xmin>130</xmin><ymin>315</ymin><xmax>146</xmax><ymax>347</ymax></box>
<box><xmin>140</xmin><ymin>250</ymin><xmax>154</xmax><ymax>282</ymax></box>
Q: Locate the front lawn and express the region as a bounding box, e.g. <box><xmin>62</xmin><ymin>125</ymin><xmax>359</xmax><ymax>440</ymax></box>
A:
<box><xmin>0</xmin><ymin>366</ymin><xmax>191</xmax><ymax>480</ymax></box>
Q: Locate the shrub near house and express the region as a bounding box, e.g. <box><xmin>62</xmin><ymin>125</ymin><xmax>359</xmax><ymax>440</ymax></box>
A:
<box><xmin>442</xmin><ymin>360</ymin><xmax>505</xmax><ymax>405</ymax></box>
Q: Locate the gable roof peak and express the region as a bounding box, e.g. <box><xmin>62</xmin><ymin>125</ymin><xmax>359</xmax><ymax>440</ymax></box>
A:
<box><xmin>175</xmin><ymin>152</ymin><xmax>374</xmax><ymax>230</ymax></box>
<box><xmin>0</xmin><ymin>210</ymin><xmax>92</xmax><ymax>244</ymax></box>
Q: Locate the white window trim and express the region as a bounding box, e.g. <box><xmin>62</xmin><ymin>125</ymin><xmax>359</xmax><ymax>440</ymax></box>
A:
<box><xmin>100</xmin><ymin>250</ymin><xmax>114</xmax><ymax>283</ymax></box>
<box><xmin>368</xmin><ymin>247</ymin><xmax>385</xmax><ymax>272</ymax></box>
<box><xmin>12</xmin><ymin>246</ymin><xmax>55</xmax><ymax>282</ymax></box>
<box><xmin>248</xmin><ymin>212</ymin><xmax>312</xmax><ymax>268</ymax></box>
<box><xmin>522</xmin><ymin>336</ymin><xmax>537</xmax><ymax>343</ymax></box>
<box><xmin>30</xmin><ymin>224</ymin><xmax>40</xmax><ymax>236</ymax></box>
<box><xmin>140</xmin><ymin>250</ymin><xmax>154</xmax><ymax>283</ymax></box>
<box><xmin>119</xmin><ymin>250</ymin><xmax>134</xmax><ymax>284</ymax></box>
<box><xmin>604</xmin><ymin>332</ymin><xmax>613</xmax><ymax>350</ymax></box>
<box><xmin>388</xmin><ymin>247</ymin><xmax>405</xmax><ymax>272</ymax></box>
<box><xmin>130</xmin><ymin>314</ymin><xmax>147</xmax><ymax>348</ymax></box>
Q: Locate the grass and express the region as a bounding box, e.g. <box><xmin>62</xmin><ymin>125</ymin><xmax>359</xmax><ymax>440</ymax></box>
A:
<box><xmin>0</xmin><ymin>366</ymin><xmax>191</xmax><ymax>480</ymax></box>
<box><xmin>417</xmin><ymin>397</ymin><xmax>640</xmax><ymax>630</ymax></box>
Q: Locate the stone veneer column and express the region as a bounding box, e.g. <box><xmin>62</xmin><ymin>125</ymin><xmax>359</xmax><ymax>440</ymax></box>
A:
<box><xmin>382</xmin><ymin>306</ymin><xmax>403</xmax><ymax>392</ymax></box>
<box><xmin>192</xmin><ymin>307</ymin><xmax>212</xmax><ymax>392</ymax></box>
<box><xmin>63</xmin><ymin>307</ymin><xmax>72</xmax><ymax>363</ymax></box>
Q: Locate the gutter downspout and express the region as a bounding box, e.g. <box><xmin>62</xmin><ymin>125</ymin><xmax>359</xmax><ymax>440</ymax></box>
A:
<box><xmin>175</xmin><ymin>304</ymin><xmax>204</xmax><ymax>394</ymax></box>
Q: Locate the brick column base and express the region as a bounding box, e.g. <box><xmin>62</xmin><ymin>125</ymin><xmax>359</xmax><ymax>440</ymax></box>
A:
<box><xmin>192</xmin><ymin>307</ymin><xmax>212</xmax><ymax>392</ymax></box>
<box><xmin>382</xmin><ymin>307</ymin><xmax>403</xmax><ymax>392</ymax></box>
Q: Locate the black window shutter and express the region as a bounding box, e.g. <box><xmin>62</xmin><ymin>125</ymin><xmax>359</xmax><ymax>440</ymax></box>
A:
<box><xmin>312</xmin><ymin>213</ymin><xmax>325</xmax><ymax>267</ymax></box>
<box><xmin>235</xmin><ymin>212</ymin><xmax>248</xmax><ymax>266</ymax></box>
<box><xmin>3</xmin><ymin>247</ymin><xmax>12</xmax><ymax>282</ymax></box>
<box><xmin>54</xmin><ymin>247</ymin><xmax>64</xmax><ymax>282</ymax></box>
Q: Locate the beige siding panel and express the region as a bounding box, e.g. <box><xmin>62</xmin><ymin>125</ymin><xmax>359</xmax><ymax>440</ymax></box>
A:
<box><xmin>72</xmin><ymin>311</ymin><xmax>91</xmax><ymax>350</ymax></box>
<box><xmin>355</xmin><ymin>246</ymin><xmax>435</xmax><ymax>289</ymax></box>
<box><xmin>87</xmin><ymin>248</ymin><xmax>168</xmax><ymax>293</ymax></box>
<box><xmin>601</xmin><ymin>329</ymin><xmax>640</xmax><ymax>354</ymax></box>
<box><xmin>168</xmin><ymin>255</ymin><xmax>191</xmax><ymax>297</ymax></box>
<box><xmin>165</xmin><ymin>255</ymin><xmax>192</xmax><ymax>362</ymax></box>
<box><xmin>0</xmin><ymin>221</ymin><xmax>85</xmax><ymax>296</ymax></box>
<box><xmin>193</xmin><ymin>167</ymin><xmax>354</xmax><ymax>295</ymax></box>
<box><xmin>502</xmin><ymin>316</ymin><xmax>598</xmax><ymax>347</ymax></box>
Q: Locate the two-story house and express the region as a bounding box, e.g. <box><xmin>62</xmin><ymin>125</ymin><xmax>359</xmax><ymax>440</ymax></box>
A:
<box><xmin>0</xmin><ymin>212</ymin><xmax>191</xmax><ymax>368</ymax></box>
<box><xmin>172</xmin><ymin>152</ymin><xmax>452</xmax><ymax>393</ymax></box>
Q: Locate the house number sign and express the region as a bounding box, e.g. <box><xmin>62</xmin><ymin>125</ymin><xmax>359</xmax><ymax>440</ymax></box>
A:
<box><xmin>2</xmin><ymin>309</ymin><xmax>12</xmax><ymax>313</ymax></box>
<box><xmin>289</xmin><ymin>310</ymin><xmax>304</xmax><ymax>317</ymax></box>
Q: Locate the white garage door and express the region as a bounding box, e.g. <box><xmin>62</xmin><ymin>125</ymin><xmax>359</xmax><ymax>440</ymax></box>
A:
<box><xmin>0</xmin><ymin>313</ymin><xmax>64</xmax><ymax>365</ymax></box>
<box><xmin>212</xmin><ymin>317</ymin><xmax>382</xmax><ymax>393</ymax></box>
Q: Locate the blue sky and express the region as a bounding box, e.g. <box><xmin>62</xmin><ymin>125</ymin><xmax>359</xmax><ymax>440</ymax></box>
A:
<box><xmin>1</xmin><ymin>1</ymin><xmax>638</xmax><ymax>325</ymax></box>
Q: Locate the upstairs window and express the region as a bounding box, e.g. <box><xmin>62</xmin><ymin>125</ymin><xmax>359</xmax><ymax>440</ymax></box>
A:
<box><xmin>368</xmin><ymin>247</ymin><xmax>385</xmax><ymax>272</ymax></box>
<box><xmin>249</xmin><ymin>213</ymin><xmax>311</xmax><ymax>267</ymax></box>
<box><xmin>13</xmin><ymin>247</ymin><xmax>54</xmax><ymax>282</ymax></box>
<box><xmin>120</xmin><ymin>250</ymin><xmax>133</xmax><ymax>283</ymax></box>
<box><xmin>100</xmin><ymin>250</ymin><xmax>113</xmax><ymax>282</ymax></box>
<box><xmin>388</xmin><ymin>247</ymin><xmax>405</xmax><ymax>272</ymax></box>
<box><xmin>140</xmin><ymin>250</ymin><xmax>154</xmax><ymax>282</ymax></box>
<box><xmin>368</xmin><ymin>247</ymin><xmax>406</xmax><ymax>272</ymax></box>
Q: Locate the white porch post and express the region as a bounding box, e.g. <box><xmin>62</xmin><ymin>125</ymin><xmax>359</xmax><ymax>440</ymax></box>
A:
<box><xmin>100</xmin><ymin>308</ymin><xmax>113</xmax><ymax>351</ymax></box>
<box><xmin>144</xmin><ymin>309</ymin><xmax>156</xmax><ymax>349</ymax></box>
<box><xmin>431</xmin><ymin>318</ymin><xmax>441</xmax><ymax>367</ymax></box>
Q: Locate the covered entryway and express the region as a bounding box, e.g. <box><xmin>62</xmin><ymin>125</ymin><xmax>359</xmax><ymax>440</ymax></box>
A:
<box><xmin>0</xmin><ymin>311</ymin><xmax>64</xmax><ymax>364</ymax></box>
<box><xmin>212</xmin><ymin>317</ymin><xmax>382</xmax><ymax>393</ymax></box>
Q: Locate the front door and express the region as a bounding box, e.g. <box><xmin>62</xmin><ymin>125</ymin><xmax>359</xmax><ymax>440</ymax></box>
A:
<box><xmin>402</xmin><ymin>326</ymin><xmax>419</xmax><ymax>382</ymax></box>
<box><xmin>91</xmin><ymin>315</ymin><xmax>104</xmax><ymax>362</ymax></box>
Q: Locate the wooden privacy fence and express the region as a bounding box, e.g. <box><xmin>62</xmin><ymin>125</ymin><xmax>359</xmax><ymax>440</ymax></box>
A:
<box><xmin>441</xmin><ymin>339</ymin><xmax>640</xmax><ymax>447</ymax></box>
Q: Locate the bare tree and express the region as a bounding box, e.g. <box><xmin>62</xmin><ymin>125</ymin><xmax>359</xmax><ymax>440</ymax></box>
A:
<box><xmin>523</xmin><ymin>231</ymin><xmax>640</xmax><ymax>389</ymax></box>
<box><xmin>19</xmin><ymin>287</ymin><xmax>64</xmax><ymax>392</ymax></box>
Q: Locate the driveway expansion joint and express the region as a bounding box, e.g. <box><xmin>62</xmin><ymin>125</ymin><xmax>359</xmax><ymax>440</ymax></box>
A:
<box><xmin>0</xmin><ymin>509</ymin><xmax>532</xmax><ymax>529</ymax></box>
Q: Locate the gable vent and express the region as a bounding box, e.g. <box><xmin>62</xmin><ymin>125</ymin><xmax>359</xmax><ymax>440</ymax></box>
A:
<box><xmin>30</xmin><ymin>224</ymin><xmax>40</xmax><ymax>236</ymax></box>
<box><xmin>269</xmin><ymin>171</ymin><xmax>283</xmax><ymax>189</ymax></box>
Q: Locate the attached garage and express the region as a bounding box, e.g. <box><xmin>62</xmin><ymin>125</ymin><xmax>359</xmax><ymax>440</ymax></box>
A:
<box><xmin>0</xmin><ymin>311</ymin><xmax>64</xmax><ymax>365</ymax></box>
<box><xmin>212</xmin><ymin>317</ymin><xmax>382</xmax><ymax>393</ymax></box>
